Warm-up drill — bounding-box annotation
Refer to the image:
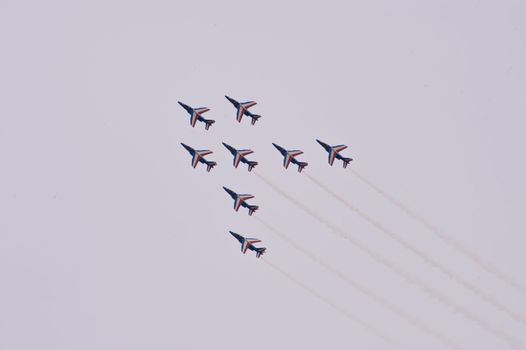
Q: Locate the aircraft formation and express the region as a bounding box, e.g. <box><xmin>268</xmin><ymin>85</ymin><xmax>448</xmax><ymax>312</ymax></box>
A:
<box><xmin>179</xmin><ymin>96</ymin><xmax>353</xmax><ymax>258</ymax></box>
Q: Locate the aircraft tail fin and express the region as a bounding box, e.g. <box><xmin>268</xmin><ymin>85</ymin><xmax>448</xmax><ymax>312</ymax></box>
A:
<box><xmin>206</xmin><ymin>161</ymin><xmax>217</xmax><ymax>172</ymax></box>
<box><xmin>342</xmin><ymin>157</ymin><xmax>353</xmax><ymax>168</ymax></box>
<box><xmin>248</xmin><ymin>205</ymin><xmax>259</xmax><ymax>216</ymax></box>
<box><xmin>255</xmin><ymin>247</ymin><xmax>266</xmax><ymax>258</ymax></box>
<box><xmin>247</xmin><ymin>161</ymin><xmax>258</xmax><ymax>172</ymax></box>
<box><xmin>297</xmin><ymin>162</ymin><xmax>308</xmax><ymax>173</ymax></box>
<box><xmin>204</xmin><ymin>119</ymin><xmax>215</xmax><ymax>130</ymax></box>
<box><xmin>250</xmin><ymin>114</ymin><xmax>261</xmax><ymax>125</ymax></box>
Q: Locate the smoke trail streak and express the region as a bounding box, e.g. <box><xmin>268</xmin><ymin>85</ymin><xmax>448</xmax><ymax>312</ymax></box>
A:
<box><xmin>254</xmin><ymin>171</ymin><xmax>525</xmax><ymax>350</ymax></box>
<box><xmin>256</xmin><ymin>216</ymin><xmax>465</xmax><ymax>350</ymax></box>
<box><xmin>350</xmin><ymin>168</ymin><xmax>526</xmax><ymax>299</ymax></box>
<box><xmin>304</xmin><ymin>173</ymin><xmax>526</xmax><ymax>326</ymax></box>
<box><xmin>261</xmin><ymin>257</ymin><xmax>401</xmax><ymax>349</ymax></box>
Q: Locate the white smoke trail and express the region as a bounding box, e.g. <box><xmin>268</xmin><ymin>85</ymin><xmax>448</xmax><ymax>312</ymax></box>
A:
<box><xmin>254</xmin><ymin>171</ymin><xmax>525</xmax><ymax>350</ymax></box>
<box><xmin>304</xmin><ymin>172</ymin><xmax>526</xmax><ymax>326</ymax></box>
<box><xmin>261</xmin><ymin>257</ymin><xmax>401</xmax><ymax>349</ymax></box>
<box><xmin>350</xmin><ymin>168</ymin><xmax>526</xmax><ymax>299</ymax></box>
<box><xmin>255</xmin><ymin>216</ymin><xmax>465</xmax><ymax>350</ymax></box>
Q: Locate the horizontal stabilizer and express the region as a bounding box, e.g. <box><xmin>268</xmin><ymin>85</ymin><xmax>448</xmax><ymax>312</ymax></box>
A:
<box><xmin>247</xmin><ymin>161</ymin><xmax>258</xmax><ymax>172</ymax></box>
<box><xmin>342</xmin><ymin>157</ymin><xmax>353</xmax><ymax>168</ymax></box>
<box><xmin>255</xmin><ymin>247</ymin><xmax>266</xmax><ymax>258</ymax></box>
<box><xmin>204</xmin><ymin>119</ymin><xmax>215</xmax><ymax>130</ymax></box>
<box><xmin>248</xmin><ymin>205</ymin><xmax>259</xmax><ymax>216</ymax></box>
<box><xmin>206</xmin><ymin>161</ymin><xmax>217</xmax><ymax>172</ymax></box>
<box><xmin>298</xmin><ymin>162</ymin><xmax>308</xmax><ymax>173</ymax></box>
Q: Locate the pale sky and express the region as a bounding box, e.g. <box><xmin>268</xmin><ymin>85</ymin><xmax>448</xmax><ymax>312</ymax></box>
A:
<box><xmin>1</xmin><ymin>1</ymin><xmax>526</xmax><ymax>349</ymax></box>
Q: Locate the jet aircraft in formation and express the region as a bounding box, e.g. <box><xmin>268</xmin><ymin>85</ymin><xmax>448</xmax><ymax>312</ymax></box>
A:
<box><xmin>222</xmin><ymin>142</ymin><xmax>258</xmax><ymax>171</ymax></box>
<box><xmin>180</xmin><ymin>143</ymin><xmax>217</xmax><ymax>172</ymax></box>
<box><xmin>316</xmin><ymin>139</ymin><xmax>353</xmax><ymax>168</ymax></box>
<box><xmin>223</xmin><ymin>186</ymin><xmax>259</xmax><ymax>216</ymax></box>
<box><xmin>272</xmin><ymin>143</ymin><xmax>308</xmax><ymax>172</ymax></box>
<box><xmin>178</xmin><ymin>101</ymin><xmax>215</xmax><ymax>130</ymax></box>
<box><xmin>179</xmin><ymin>97</ymin><xmax>354</xmax><ymax>259</ymax></box>
<box><xmin>229</xmin><ymin>231</ymin><xmax>266</xmax><ymax>258</ymax></box>
<box><xmin>225</xmin><ymin>95</ymin><xmax>261</xmax><ymax>125</ymax></box>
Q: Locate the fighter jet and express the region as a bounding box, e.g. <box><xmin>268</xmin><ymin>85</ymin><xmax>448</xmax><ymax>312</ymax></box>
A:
<box><xmin>181</xmin><ymin>143</ymin><xmax>217</xmax><ymax>172</ymax></box>
<box><xmin>222</xmin><ymin>142</ymin><xmax>258</xmax><ymax>172</ymax></box>
<box><xmin>178</xmin><ymin>101</ymin><xmax>215</xmax><ymax>130</ymax></box>
<box><xmin>223</xmin><ymin>186</ymin><xmax>259</xmax><ymax>216</ymax></box>
<box><xmin>225</xmin><ymin>95</ymin><xmax>261</xmax><ymax>125</ymax></box>
<box><xmin>272</xmin><ymin>143</ymin><xmax>308</xmax><ymax>172</ymax></box>
<box><xmin>229</xmin><ymin>231</ymin><xmax>266</xmax><ymax>258</ymax></box>
<box><xmin>316</xmin><ymin>139</ymin><xmax>353</xmax><ymax>168</ymax></box>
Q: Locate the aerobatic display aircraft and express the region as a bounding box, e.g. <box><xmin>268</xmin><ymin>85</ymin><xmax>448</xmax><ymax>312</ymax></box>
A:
<box><xmin>178</xmin><ymin>101</ymin><xmax>215</xmax><ymax>130</ymax></box>
<box><xmin>316</xmin><ymin>139</ymin><xmax>353</xmax><ymax>168</ymax></box>
<box><xmin>225</xmin><ymin>95</ymin><xmax>261</xmax><ymax>125</ymax></box>
<box><xmin>180</xmin><ymin>143</ymin><xmax>217</xmax><ymax>172</ymax></box>
<box><xmin>223</xmin><ymin>186</ymin><xmax>259</xmax><ymax>215</ymax></box>
<box><xmin>222</xmin><ymin>142</ymin><xmax>258</xmax><ymax>171</ymax></box>
<box><xmin>229</xmin><ymin>231</ymin><xmax>266</xmax><ymax>258</ymax></box>
<box><xmin>272</xmin><ymin>143</ymin><xmax>308</xmax><ymax>172</ymax></box>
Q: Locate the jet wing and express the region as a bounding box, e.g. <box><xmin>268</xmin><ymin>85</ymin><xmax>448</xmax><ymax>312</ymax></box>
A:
<box><xmin>240</xmin><ymin>101</ymin><xmax>257</xmax><ymax>109</ymax></box>
<box><xmin>284</xmin><ymin>154</ymin><xmax>292</xmax><ymax>169</ymax></box>
<box><xmin>233</xmin><ymin>154</ymin><xmax>242</xmax><ymax>168</ymax></box>
<box><xmin>234</xmin><ymin>197</ymin><xmax>243</xmax><ymax>211</ymax></box>
<box><xmin>238</xmin><ymin>149</ymin><xmax>254</xmax><ymax>156</ymax></box>
<box><xmin>239</xmin><ymin>194</ymin><xmax>254</xmax><ymax>200</ymax></box>
<box><xmin>236</xmin><ymin>107</ymin><xmax>244</xmax><ymax>122</ymax></box>
<box><xmin>191</xmin><ymin>154</ymin><xmax>201</xmax><ymax>168</ymax></box>
<box><xmin>333</xmin><ymin>145</ymin><xmax>348</xmax><ymax>152</ymax></box>
<box><xmin>197</xmin><ymin>150</ymin><xmax>213</xmax><ymax>157</ymax></box>
<box><xmin>194</xmin><ymin>107</ymin><xmax>210</xmax><ymax>114</ymax></box>
<box><xmin>289</xmin><ymin>150</ymin><xmax>304</xmax><ymax>156</ymax></box>
<box><xmin>190</xmin><ymin>113</ymin><xmax>199</xmax><ymax>127</ymax></box>
<box><xmin>329</xmin><ymin>151</ymin><xmax>337</xmax><ymax>165</ymax></box>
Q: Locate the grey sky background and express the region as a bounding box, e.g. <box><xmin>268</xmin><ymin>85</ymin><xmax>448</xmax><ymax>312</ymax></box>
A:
<box><xmin>1</xmin><ymin>0</ymin><xmax>526</xmax><ymax>349</ymax></box>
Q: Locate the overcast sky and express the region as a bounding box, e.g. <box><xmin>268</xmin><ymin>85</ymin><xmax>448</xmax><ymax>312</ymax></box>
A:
<box><xmin>1</xmin><ymin>1</ymin><xmax>526</xmax><ymax>349</ymax></box>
